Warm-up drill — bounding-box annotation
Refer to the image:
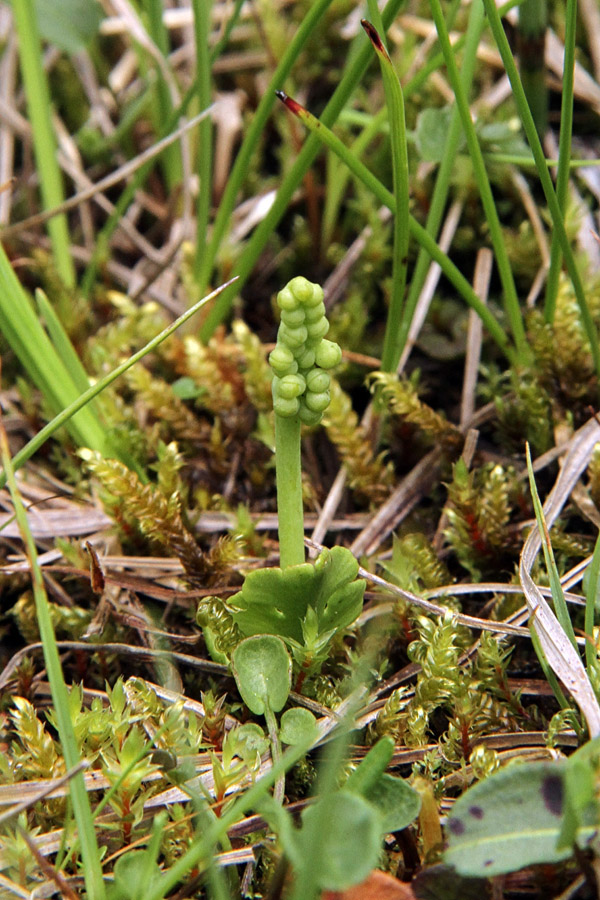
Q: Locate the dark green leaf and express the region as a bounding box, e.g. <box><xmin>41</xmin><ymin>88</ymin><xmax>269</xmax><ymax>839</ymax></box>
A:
<box><xmin>363</xmin><ymin>773</ymin><xmax>421</xmax><ymax>833</ymax></box>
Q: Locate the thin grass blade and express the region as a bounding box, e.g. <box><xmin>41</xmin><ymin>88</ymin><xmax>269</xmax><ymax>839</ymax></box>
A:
<box><xmin>361</xmin><ymin>20</ymin><xmax>409</xmax><ymax>374</ymax></box>
<box><xmin>428</xmin><ymin>0</ymin><xmax>528</xmax><ymax>363</ymax></box>
<box><xmin>275</xmin><ymin>92</ymin><xmax>516</xmax><ymax>364</ymax></box>
<box><xmin>0</xmin><ymin>431</ymin><xmax>106</xmax><ymax>900</ymax></box>
<box><xmin>481</xmin><ymin>0</ymin><xmax>600</xmax><ymax>379</ymax></box>
<box><xmin>0</xmin><ymin>278</ymin><xmax>238</xmax><ymax>490</ymax></box>
<box><xmin>12</xmin><ymin>0</ymin><xmax>75</xmax><ymax>294</ymax></box>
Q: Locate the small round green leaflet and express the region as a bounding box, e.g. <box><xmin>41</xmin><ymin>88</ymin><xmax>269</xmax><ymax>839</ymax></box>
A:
<box><xmin>232</xmin><ymin>635</ymin><xmax>292</xmax><ymax>716</ymax></box>
<box><xmin>299</xmin><ymin>791</ymin><xmax>382</xmax><ymax>891</ymax></box>
<box><xmin>279</xmin><ymin>707</ymin><xmax>318</xmax><ymax>745</ymax></box>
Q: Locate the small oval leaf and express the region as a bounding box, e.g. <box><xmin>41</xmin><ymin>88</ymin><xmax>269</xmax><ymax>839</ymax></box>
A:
<box><xmin>301</xmin><ymin>791</ymin><xmax>382</xmax><ymax>891</ymax></box>
<box><xmin>279</xmin><ymin>707</ymin><xmax>318</xmax><ymax>745</ymax></box>
<box><xmin>232</xmin><ymin>635</ymin><xmax>291</xmax><ymax>715</ymax></box>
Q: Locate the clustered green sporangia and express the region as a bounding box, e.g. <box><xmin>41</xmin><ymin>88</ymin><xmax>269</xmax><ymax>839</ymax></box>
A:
<box><xmin>268</xmin><ymin>276</ymin><xmax>342</xmax><ymax>425</ymax></box>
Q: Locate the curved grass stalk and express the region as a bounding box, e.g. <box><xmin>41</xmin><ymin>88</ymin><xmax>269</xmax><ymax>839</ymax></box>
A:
<box><xmin>361</xmin><ymin>20</ymin><xmax>409</xmax><ymax>375</ymax></box>
<box><xmin>481</xmin><ymin>0</ymin><xmax>600</xmax><ymax>380</ymax></box>
<box><xmin>544</xmin><ymin>0</ymin><xmax>576</xmax><ymax>321</ymax></box>
<box><xmin>428</xmin><ymin>0</ymin><xmax>529</xmax><ymax>364</ymax></box>
<box><xmin>276</xmin><ymin>93</ymin><xmax>516</xmax><ymax>365</ymax></box>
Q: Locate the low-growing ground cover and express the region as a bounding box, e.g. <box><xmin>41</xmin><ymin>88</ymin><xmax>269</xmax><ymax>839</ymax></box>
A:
<box><xmin>1</xmin><ymin>0</ymin><xmax>600</xmax><ymax>897</ymax></box>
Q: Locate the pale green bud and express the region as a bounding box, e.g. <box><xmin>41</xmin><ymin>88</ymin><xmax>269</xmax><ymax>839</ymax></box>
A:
<box><xmin>269</xmin><ymin>345</ymin><xmax>295</xmax><ymax>376</ymax></box>
<box><xmin>296</xmin><ymin>348</ymin><xmax>316</xmax><ymax>370</ymax></box>
<box><xmin>315</xmin><ymin>339</ymin><xmax>342</xmax><ymax>369</ymax></box>
<box><xmin>306</xmin><ymin>369</ymin><xmax>330</xmax><ymax>393</ymax></box>
<box><xmin>306</xmin><ymin>317</ymin><xmax>329</xmax><ymax>341</ymax></box>
<box><xmin>277</xmin><ymin>373</ymin><xmax>306</xmax><ymax>399</ymax></box>
<box><xmin>287</xmin><ymin>275</ymin><xmax>314</xmax><ymax>304</ymax></box>
<box><xmin>304</xmin><ymin>302</ymin><xmax>326</xmax><ymax>323</ymax></box>
<box><xmin>305</xmin><ymin>390</ymin><xmax>330</xmax><ymax>413</ymax></box>
<box><xmin>279</xmin><ymin>323</ymin><xmax>307</xmax><ymax>349</ymax></box>
<box><xmin>280</xmin><ymin>307</ymin><xmax>306</xmax><ymax>327</ymax></box>
<box><xmin>274</xmin><ymin>396</ymin><xmax>300</xmax><ymax>417</ymax></box>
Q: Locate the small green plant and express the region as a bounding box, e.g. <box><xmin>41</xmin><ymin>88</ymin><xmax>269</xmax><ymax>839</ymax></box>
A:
<box><xmin>216</xmin><ymin>278</ymin><xmax>366</xmax><ymax>685</ymax></box>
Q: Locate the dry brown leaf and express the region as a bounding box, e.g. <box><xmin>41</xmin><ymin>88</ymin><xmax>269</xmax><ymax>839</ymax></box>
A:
<box><xmin>322</xmin><ymin>869</ymin><xmax>416</xmax><ymax>900</ymax></box>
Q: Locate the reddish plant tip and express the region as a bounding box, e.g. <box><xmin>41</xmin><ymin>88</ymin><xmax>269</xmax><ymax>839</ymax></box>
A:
<box><xmin>275</xmin><ymin>90</ymin><xmax>304</xmax><ymax>116</ymax></box>
<box><xmin>361</xmin><ymin>18</ymin><xmax>385</xmax><ymax>53</ymax></box>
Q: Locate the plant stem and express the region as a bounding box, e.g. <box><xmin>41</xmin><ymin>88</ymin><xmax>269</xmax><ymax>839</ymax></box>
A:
<box><xmin>1</xmin><ymin>433</ymin><xmax>105</xmax><ymax>900</ymax></box>
<box><xmin>265</xmin><ymin>704</ymin><xmax>285</xmax><ymax>802</ymax></box>
<box><xmin>275</xmin><ymin>415</ymin><xmax>305</xmax><ymax>569</ymax></box>
<box><xmin>400</xmin><ymin>0</ymin><xmax>484</xmax><ymax>362</ymax></box>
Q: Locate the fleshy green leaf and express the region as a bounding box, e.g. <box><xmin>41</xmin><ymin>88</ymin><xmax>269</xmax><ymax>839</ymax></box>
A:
<box><xmin>363</xmin><ymin>773</ymin><xmax>421</xmax><ymax>833</ymax></box>
<box><xmin>231</xmin><ymin>635</ymin><xmax>291</xmax><ymax>715</ymax></box>
<box><xmin>231</xmin><ymin>547</ymin><xmax>365</xmax><ymax>643</ymax></box>
<box><xmin>299</xmin><ymin>791</ymin><xmax>382</xmax><ymax>890</ymax></box>
<box><xmin>279</xmin><ymin>708</ymin><xmax>318</xmax><ymax>745</ymax></box>
<box><xmin>444</xmin><ymin>761</ymin><xmax>597</xmax><ymax>877</ymax></box>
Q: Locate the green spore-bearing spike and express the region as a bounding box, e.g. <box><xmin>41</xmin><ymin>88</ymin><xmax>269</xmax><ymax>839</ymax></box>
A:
<box><xmin>268</xmin><ymin>276</ymin><xmax>341</xmax><ymax>568</ymax></box>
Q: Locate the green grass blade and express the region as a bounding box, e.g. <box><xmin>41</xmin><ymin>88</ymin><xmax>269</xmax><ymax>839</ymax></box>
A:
<box><xmin>195</xmin><ymin>0</ymin><xmax>335</xmax><ymax>296</ymax></box>
<box><xmin>361</xmin><ymin>20</ymin><xmax>410</xmax><ymax>374</ymax></box>
<box><xmin>517</xmin><ymin>0</ymin><xmax>548</xmax><ymax>137</ymax></box>
<box><xmin>428</xmin><ymin>0</ymin><xmax>528</xmax><ymax>363</ymax></box>
<box><xmin>0</xmin><ymin>243</ymin><xmax>108</xmax><ymax>451</ymax></box>
<box><xmin>198</xmin><ymin>0</ymin><xmax>406</xmax><ymax>338</ymax></box>
<box><xmin>35</xmin><ymin>288</ymin><xmax>91</xmax><ymax>396</ymax></box>
<box><xmin>544</xmin><ymin>0</ymin><xmax>576</xmax><ymax>321</ymax></box>
<box><xmin>12</xmin><ymin>0</ymin><xmax>76</xmax><ymax>296</ymax></box>
<box><xmin>584</xmin><ymin>534</ymin><xmax>600</xmax><ymax>673</ymax></box>
<box><xmin>0</xmin><ymin>432</ymin><xmax>106</xmax><ymax>900</ymax></box>
<box><xmin>275</xmin><ymin>93</ymin><xmax>516</xmax><ymax>364</ymax></box>
<box><xmin>401</xmin><ymin>0</ymin><xmax>485</xmax><ymax>361</ymax></box>
<box><xmin>142</xmin><ymin>0</ymin><xmax>182</xmax><ymax>190</ymax></box>
<box><xmin>526</xmin><ymin>444</ymin><xmax>577</xmax><ymax>650</ymax></box>
<box><xmin>192</xmin><ymin>0</ymin><xmax>214</xmax><ymax>278</ymax></box>
<box><xmin>0</xmin><ymin>278</ymin><xmax>237</xmax><ymax>490</ymax></box>
<box><xmin>322</xmin><ymin>107</ymin><xmax>388</xmax><ymax>252</ymax></box>
<box><xmin>481</xmin><ymin>0</ymin><xmax>600</xmax><ymax>378</ymax></box>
